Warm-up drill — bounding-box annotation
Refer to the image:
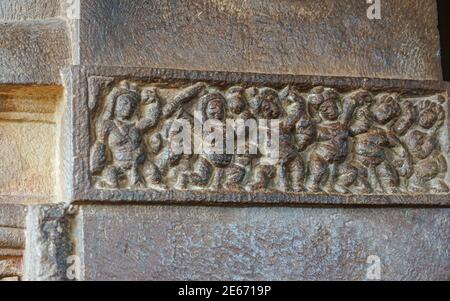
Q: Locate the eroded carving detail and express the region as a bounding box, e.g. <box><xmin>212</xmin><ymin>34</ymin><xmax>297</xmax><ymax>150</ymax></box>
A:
<box><xmin>89</xmin><ymin>80</ymin><xmax>448</xmax><ymax>194</ymax></box>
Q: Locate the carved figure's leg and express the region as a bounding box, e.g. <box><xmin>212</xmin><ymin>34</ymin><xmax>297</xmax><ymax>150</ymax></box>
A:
<box><xmin>335</xmin><ymin>163</ymin><xmax>358</xmax><ymax>194</ymax></box>
<box><xmin>307</xmin><ymin>154</ymin><xmax>328</xmax><ymax>192</ymax></box>
<box><xmin>224</xmin><ymin>163</ymin><xmax>246</xmax><ymax>191</ymax></box>
<box><xmin>129</xmin><ymin>163</ymin><xmax>144</xmax><ymax>188</ymax></box>
<box><xmin>250</xmin><ymin>164</ymin><xmax>275</xmax><ymax>191</ymax></box>
<box><xmin>102</xmin><ymin>165</ymin><xmax>120</xmax><ymax>188</ymax></box>
<box><xmin>190</xmin><ymin>157</ymin><xmax>213</xmax><ymax>187</ymax></box>
<box><xmin>288</xmin><ymin>156</ymin><xmax>305</xmax><ymax>192</ymax></box>
<box><xmin>376</xmin><ymin>161</ymin><xmax>400</xmax><ymax>193</ymax></box>
<box><xmin>351</xmin><ymin>161</ymin><xmax>372</xmax><ymax>193</ymax></box>
<box><xmin>143</xmin><ymin>161</ymin><xmax>162</xmax><ymax>185</ymax></box>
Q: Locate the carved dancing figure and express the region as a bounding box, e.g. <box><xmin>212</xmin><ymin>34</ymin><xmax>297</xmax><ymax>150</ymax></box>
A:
<box><xmin>150</xmin><ymin>83</ymin><xmax>207</xmax><ymax>189</ymax></box>
<box><xmin>351</xmin><ymin>94</ymin><xmax>412</xmax><ymax>193</ymax></box>
<box><xmin>190</xmin><ymin>92</ymin><xmax>233</xmax><ymax>188</ymax></box>
<box><xmin>406</xmin><ymin>99</ymin><xmax>448</xmax><ymax>193</ymax></box>
<box><xmin>90</xmin><ymin>81</ymin><xmax>161</xmax><ymax>188</ymax></box>
<box><xmin>223</xmin><ymin>86</ymin><xmax>255</xmax><ymax>191</ymax></box>
<box><xmin>306</xmin><ymin>87</ymin><xmax>350</xmax><ymax>193</ymax></box>
<box><xmin>248</xmin><ymin>87</ymin><xmax>307</xmax><ymax>192</ymax></box>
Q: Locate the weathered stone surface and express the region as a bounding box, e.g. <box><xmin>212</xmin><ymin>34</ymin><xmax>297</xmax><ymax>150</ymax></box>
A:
<box><xmin>24</xmin><ymin>204</ymin><xmax>75</xmax><ymax>281</ymax></box>
<box><xmin>0</xmin><ymin>86</ymin><xmax>62</xmax><ymax>203</ymax></box>
<box><xmin>0</xmin><ymin>204</ymin><xmax>27</xmax><ymax>228</ymax></box>
<box><xmin>0</xmin><ymin>258</ymin><xmax>22</xmax><ymax>280</ymax></box>
<box><xmin>65</xmin><ymin>66</ymin><xmax>450</xmax><ymax>205</ymax></box>
<box><xmin>0</xmin><ymin>204</ymin><xmax>26</xmax><ymax>280</ymax></box>
<box><xmin>78</xmin><ymin>0</ymin><xmax>441</xmax><ymax>80</ymax></box>
<box><xmin>0</xmin><ymin>19</ymin><xmax>71</xmax><ymax>84</ymax></box>
<box><xmin>0</xmin><ymin>228</ymin><xmax>25</xmax><ymax>249</ymax></box>
<box><xmin>79</xmin><ymin>205</ymin><xmax>450</xmax><ymax>281</ymax></box>
<box><xmin>0</xmin><ymin>0</ymin><xmax>61</xmax><ymax>21</ymax></box>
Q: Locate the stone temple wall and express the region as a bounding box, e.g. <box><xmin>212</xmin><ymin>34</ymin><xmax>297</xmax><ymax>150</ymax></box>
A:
<box><xmin>0</xmin><ymin>0</ymin><xmax>449</xmax><ymax>281</ymax></box>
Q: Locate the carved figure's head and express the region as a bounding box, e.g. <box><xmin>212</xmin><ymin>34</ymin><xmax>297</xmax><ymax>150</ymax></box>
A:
<box><xmin>105</xmin><ymin>81</ymin><xmax>141</xmax><ymax>121</ymax></box>
<box><xmin>115</xmin><ymin>93</ymin><xmax>139</xmax><ymax>120</ymax></box>
<box><xmin>279</xmin><ymin>86</ymin><xmax>307</xmax><ymax>112</ymax></box>
<box><xmin>352</xmin><ymin>90</ymin><xmax>373</xmax><ymax>106</ymax></box>
<box><xmin>197</xmin><ymin>92</ymin><xmax>227</xmax><ymax>122</ymax></box>
<box><xmin>249</xmin><ymin>88</ymin><xmax>281</xmax><ymax>119</ymax></box>
<box><xmin>418</xmin><ymin>100</ymin><xmax>445</xmax><ymax>129</ymax></box>
<box><xmin>226</xmin><ymin>86</ymin><xmax>246</xmax><ymax>115</ymax></box>
<box><xmin>308</xmin><ymin>87</ymin><xmax>340</xmax><ymax>121</ymax></box>
<box><xmin>373</xmin><ymin>94</ymin><xmax>401</xmax><ymax>125</ymax></box>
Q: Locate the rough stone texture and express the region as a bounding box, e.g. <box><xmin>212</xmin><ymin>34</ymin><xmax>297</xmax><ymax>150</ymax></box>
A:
<box><xmin>0</xmin><ymin>18</ymin><xmax>71</xmax><ymax>84</ymax></box>
<box><xmin>23</xmin><ymin>204</ymin><xmax>75</xmax><ymax>281</ymax></box>
<box><xmin>0</xmin><ymin>0</ymin><xmax>61</xmax><ymax>21</ymax></box>
<box><xmin>0</xmin><ymin>204</ymin><xmax>27</xmax><ymax>228</ymax></box>
<box><xmin>79</xmin><ymin>205</ymin><xmax>450</xmax><ymax>281</ymax></box>
<box><xmin>79</xmin><ymin>0</ymin><xmax>441</xmax><ymax>80</ymax></box>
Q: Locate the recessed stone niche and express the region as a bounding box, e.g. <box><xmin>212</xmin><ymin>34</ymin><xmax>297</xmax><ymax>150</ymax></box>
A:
<box><xmin>0</xmin><ymin>86</ymin><xmax>62</xmax><ymax>204</ymax></box>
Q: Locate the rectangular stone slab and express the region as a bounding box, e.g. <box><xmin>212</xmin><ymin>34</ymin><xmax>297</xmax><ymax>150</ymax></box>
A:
<box><xmin>78</xmin><ymin>205</ymin><xmax>450</xmax><ymax>281</ymax></box>
<box><xmin>78</xmin><ymin>0</ymin><xmax>441</xmax><ymax>80</ymax></box>
<box><xmin>63</xmin><ymin>66</ymin><xmax>449</xmax><ymax>205</ymax></box>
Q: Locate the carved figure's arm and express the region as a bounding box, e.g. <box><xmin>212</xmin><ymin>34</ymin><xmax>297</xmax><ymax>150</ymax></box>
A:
<box><xmin>295</xmin><ymin>117</ymin><xmax>316</xmax><ymax>152</ymax></box>
<box><xmin>282</xmin><ymin>102</ymin><xmax>301</xmax><ymax>131</ymax></box>
<box><xmin>386</xmin><ymin>131</ymin><xmax>413</xmax><ymax>178</ymax></box>
<box><xmin>349</xmin><ymin>106</ymin><xmax>373</xmax><ymax>137</ymax></box>
<box><xmin>137</xmin><ymin>102</ymin><xmax>161</xmax><ymax>131</ymax></box>
<box><xmin>163</xmin><ymin>82</ymin><xmax>206</xmax><ymax>118</ymax></box>
<box><xmin>90</xmin><ymin>120</ymin><xmax>112</xmax><ymax>174</ymax></box>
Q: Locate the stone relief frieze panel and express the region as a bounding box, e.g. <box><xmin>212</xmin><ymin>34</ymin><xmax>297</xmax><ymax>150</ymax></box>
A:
<box><xmin>65</xmin><ymin>67</ymin><xmax>449</xmax><ymax>204</ymax></box>
<box><xmin>86</xmin><ymin>78</ymin><xmax>449</xmax><ymax>196</ymax></box>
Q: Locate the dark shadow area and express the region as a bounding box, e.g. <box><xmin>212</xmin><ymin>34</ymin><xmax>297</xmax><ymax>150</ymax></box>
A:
<box><xmin>437</xmin><ymin>0</ymin><xmax>450</xmax><ymax>81</ymax></box>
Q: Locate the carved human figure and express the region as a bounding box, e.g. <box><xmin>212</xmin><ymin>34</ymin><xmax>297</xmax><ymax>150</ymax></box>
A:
<box><xmin>223</xmin><ymin>86</ymin><xmax>255</xmax><ymax>191</ymax></box>
<box><xmin>350</xmin><ymin>94</ymin><xmax>412</xmax><ymax>193</ymax></box>
<box><xmin>140</xmin><ymin>82</ymin><xmax>210</xmax><ymax>190</ymax></box>
<box><xmin>90</xmin><ymin>81</ymin><xmax>161</xmax><ymax>188</ymax></box>
<box><xmin>406</xmin><ymin>99</ymin><xmax>448</xmax><ymax>193</ymax></box>
<box><xmin>248</xmin><ymin>87</ymin><xmax>307</xmax><ymax>192</ymax></box>
<box><xmin>190</xmin><ymin>92</ymin><xmax>233</xmax><ymax>188</ymax></box>
<box><xmin>152</xmin><ymin>116</ymin><xmax>194</xmax><ymax>190</ymax></box>
<box><xmin>333</xmin><ymin>90</ymin><xmax>374</xmax><ymax>193</ymax></box>
<box><xmin>306</xmin><ymin>87</ymin><xmax>350</xmax><ymax>193</ymax></box>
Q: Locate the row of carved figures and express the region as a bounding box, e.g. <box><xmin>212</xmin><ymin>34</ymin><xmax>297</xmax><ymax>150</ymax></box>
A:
<box><xmin>90</xmin><ymin>81</ymin><xmax>448</xmax><ymax>194</ymax></box>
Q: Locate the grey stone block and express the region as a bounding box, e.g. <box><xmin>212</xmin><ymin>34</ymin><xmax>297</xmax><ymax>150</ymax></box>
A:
<box><xmin>78</xmin><ymin>205</ymin><xmax>450</xmax><ymax>281</ymax></box>
<box><xmin>78</xmin><ymin>0</ymin><xmax>441</xmax><ymax>80</ymax></box>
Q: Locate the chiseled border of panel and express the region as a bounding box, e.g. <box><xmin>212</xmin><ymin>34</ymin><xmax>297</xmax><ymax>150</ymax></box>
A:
<box><xmin>62</xmin><ymin>65</ymin><xmax>450</xmax><ymax>206</ymax></box>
